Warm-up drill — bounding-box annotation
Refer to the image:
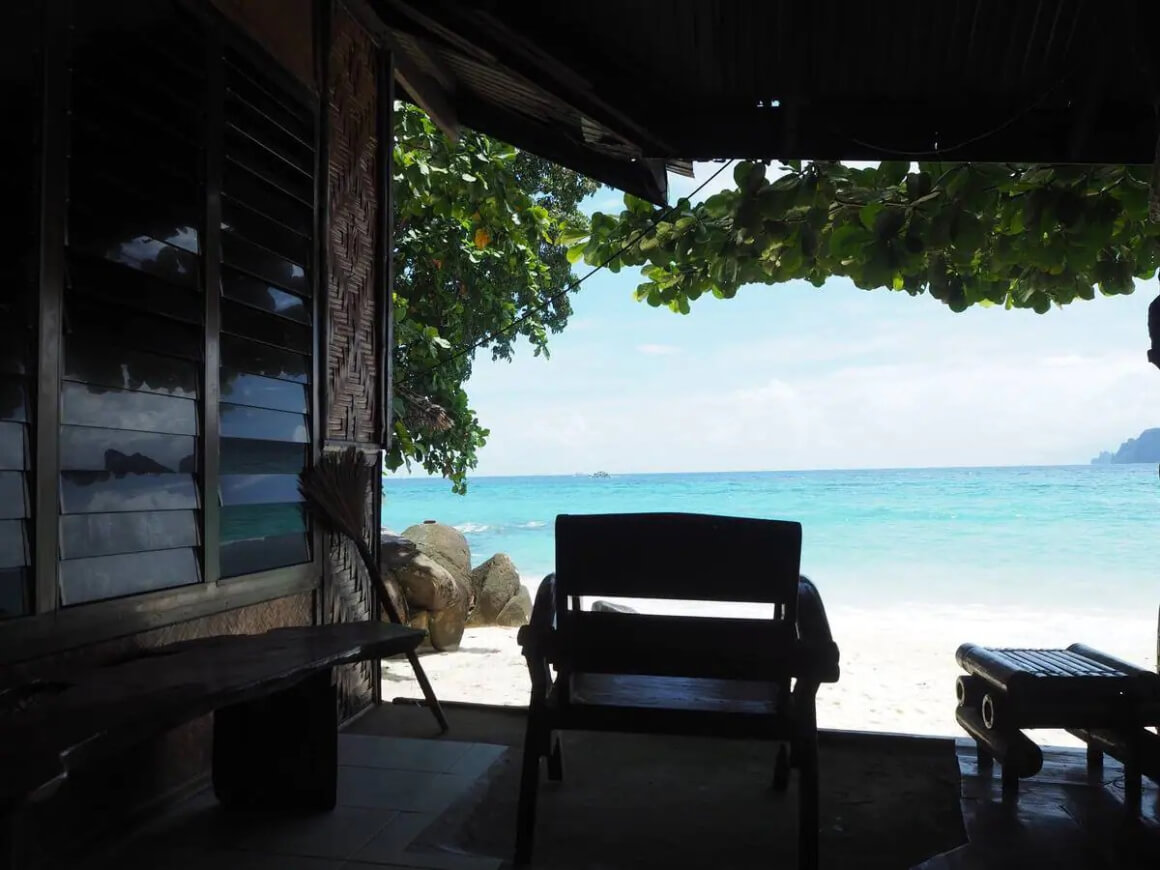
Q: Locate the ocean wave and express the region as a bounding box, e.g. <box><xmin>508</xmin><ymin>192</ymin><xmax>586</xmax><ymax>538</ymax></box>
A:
<box><xmin>516</xmin><ymin>520</ymin><xmax>546</xmax><ymax>529</ymax></box>
<box><xmin>454</xmin><ymin>522</ymin><xmax>492</xmax><ymax>534</ymax></box>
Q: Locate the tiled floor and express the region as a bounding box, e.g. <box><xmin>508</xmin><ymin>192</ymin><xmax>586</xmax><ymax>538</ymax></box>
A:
<box><xmin>86</xmin><ymin>734</ymin><xmax>507</xmax><ymax>870</ymax></box>
<box><xmin>915</xmin><ymin>739</ymin><xmax>1160</xmax><ymax>869</ymax></box>
<box><xmin>84</xmin><ymin>721</ymin><xmax>1160</xmax><ymax>869</ymax></box>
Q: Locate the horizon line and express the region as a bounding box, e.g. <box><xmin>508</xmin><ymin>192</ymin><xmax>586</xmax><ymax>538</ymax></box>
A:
<box><xmin>382</xmin><ymin>460</ymin><xmax>1144</xmax><ymax>482</ymax></box>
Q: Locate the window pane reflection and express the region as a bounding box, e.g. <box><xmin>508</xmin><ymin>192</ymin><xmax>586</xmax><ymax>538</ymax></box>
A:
<box><xmin>0</xmin><ymin>376</ymin><xmax>26</xmax><ymax>423</ymax></box>
<box><xmin>221</xmin><ymin>503</ymin><xmax>305</xmax><ymax>543</ymax></box>
<box><xmin>60</xmin><ymin>510</ymin><xmax>199</xmax><ymax>559</ymax></box>
<box><xmin>220</xmin><ymin>474</ymin><xmax>304</xmax><ymax>506</ymax></box>
<box><xmin>0</xmin><ymin>422</ymin><xmax>25</xmax><ymax>471</ymax></box>
<box><xmin>222</xmin><ymin>267</ymin><xmax>310</xmax><ymax>321</ymax></box>
<box><xmin>222</xmin><ymin>533</ymin><xmax>309</xmax><ymax>578</ymax></box>
<box><xmin>221</xmin><ymin>335</ymin><xmax>308</xmax><ymax>383</ymax></box>
<box><xmin>0</xmin><ymin>568</ymin><xmax>28</xmax><ymax>619</ymax></box>
<box><xmin>60</xmin><ymin>471</ymin><xmax>198</xmax><ymax>513</ymax></box>
<box><xmin>0</xmin><ymin>472</ymin><xmax>28</xmax><ymax>519</ymax></box>
<box><xmin>62</xmin><ymin>383</ymin><xmax>198</xmax><ymax>435</ymax></box>
<box><xmin>60</xmin><ymin>426</ymin><xmax>197</xmax><ymax>473</ymax></box>
<box><xmin>220</xmin><ymin>404</ymin><xmax>308</xmax><ymax>442</ymax></box>
<box><xmin>65</xmin><ymin>342</ymin><xmax>200</xmax><ymax>399</ymax></box>
<box><xmin>221</xmin><ymin>438</ymin><xmax>307</xmax><ymax>474</ymax></box>
<box><xmin>220</xmin><ymin>372</ymin><xmax>307</xmax><ymax>413</ymax></box>
<box><xmin>60</xmin><ymin>547</ymin><xmax>200</xmax><ymax>606</ymax></box>
<box><xmin>0</xmin><ymin>520</ymin><xmax>27</xmax><ymax>569</ymax></box>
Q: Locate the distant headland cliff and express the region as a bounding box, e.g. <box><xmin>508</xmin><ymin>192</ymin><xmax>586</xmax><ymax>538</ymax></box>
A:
<box><xmin>1091</xmin><ymin>428</ymin><xmax>1160</xmax><ymax>464</ymax></box>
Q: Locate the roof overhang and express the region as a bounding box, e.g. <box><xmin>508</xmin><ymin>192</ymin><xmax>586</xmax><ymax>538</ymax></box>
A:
<box><xmin>371</xmin><ymin>0</ymin><xmax>1160</xmax><ymax>202</ymax></box>
<box><xmin>370</xmin><ymin>0</ymin><xmax>682</xmax><ymax>205</ymax></box>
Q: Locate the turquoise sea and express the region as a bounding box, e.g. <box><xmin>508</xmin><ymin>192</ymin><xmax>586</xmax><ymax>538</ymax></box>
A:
<box><xmin>381</xmin><ymin>465</ymin><xmax>1160</xmax><ymax>616</ymax></box>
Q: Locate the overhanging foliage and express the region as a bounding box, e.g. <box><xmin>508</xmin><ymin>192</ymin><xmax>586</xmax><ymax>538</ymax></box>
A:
<box><xmin>576</xmin><ymin>161</ymin><xmax>1160</xmax><ymax>314</ymax></box>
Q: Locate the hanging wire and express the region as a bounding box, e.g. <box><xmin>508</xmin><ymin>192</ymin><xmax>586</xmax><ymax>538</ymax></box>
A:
<box><xmin>830</xmin><ymin>74</ymin><xmax>1074</xmax><ymax>159</ymax></box>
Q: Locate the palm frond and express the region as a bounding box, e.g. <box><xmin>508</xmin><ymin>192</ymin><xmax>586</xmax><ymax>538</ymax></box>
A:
<box><xmin>299</xmin><ymin>446</ymin><xmax>374</xmax><ymax>544</ymax></box>
<box><xmin>396</xmin><ymin>385</ymin><xmax>453</xmax><ymax>433</ymax></box>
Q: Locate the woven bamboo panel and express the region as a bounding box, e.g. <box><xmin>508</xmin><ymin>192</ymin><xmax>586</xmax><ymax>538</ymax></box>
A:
<box><xmin>322</xmin><ymin>446</ymin><xmax>378</xmax><ymax>719</ymax></box>
<box><xmin>326</xmin><ymin>4</ymin><xmax>379</xmax><ymax>445</ymax></box>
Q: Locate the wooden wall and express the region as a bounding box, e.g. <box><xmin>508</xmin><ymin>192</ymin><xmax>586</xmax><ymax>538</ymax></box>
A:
<box><xmin>1</xmin><ymin>1</ymin><xmax>392</xmax><ymax>861</ymax></box>
<box><xmin>209</xmin><ymin>0</ymin><xmax>315</xmax><ymax>88</ymax></box>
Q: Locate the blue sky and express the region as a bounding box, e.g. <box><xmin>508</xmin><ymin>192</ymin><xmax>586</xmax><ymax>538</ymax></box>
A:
<box><xmin>449</xmin><ymin>163</ymin><xmax>1160</xmax><ymax>476</ymax></box>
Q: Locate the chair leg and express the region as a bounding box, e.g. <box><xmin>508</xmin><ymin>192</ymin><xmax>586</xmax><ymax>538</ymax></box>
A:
<box><xmin>1086</xmin><ymin>742</ymin><xmax>1103</xmax><ymax>773</ymax></box>
<box><xmin>772</xmin><ymin>742</ymin><xmax>791</xmax><ymax>792</ymax></box>
<box><xmin>1001</xmin><ymin>763</ymin><xmax>1020</xmax><ymax>796</ymax></box>
<box><xmin>1124</xmin><ymin>760</ymin><xmax>1142</xmax><ymax>817</ymax></box>
<box><xmin>797</xmin><ymin>733</ymin><xmax>820</xmax><ymax>870</ymax></box>
<box><xmin>975</xmin><ymin>739</ymin><xmax>993</xmax><ymax>770</ymax></box>
<box><xmin>514</xmin><ymin>712</ymin><xmax>544</xmax><ymax>867</ymax></box>
<box><xmin>547</xmin><ymin>732</ymin><xmax>564</xmax><ymax>782</ymax></box>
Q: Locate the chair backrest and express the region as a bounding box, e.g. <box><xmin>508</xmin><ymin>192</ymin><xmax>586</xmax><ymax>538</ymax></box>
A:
<box><xmin>553</xmin><ymin>512</ymin><xmax>802</xmax><ymax>681</ymax></box>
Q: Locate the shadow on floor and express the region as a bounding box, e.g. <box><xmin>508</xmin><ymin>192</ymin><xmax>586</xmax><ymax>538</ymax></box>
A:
<box><xmin>79</xmin><ymin>702</ymin><xmax>1160</xmax><ymax>870</ymax></box>
<box><xmin>915</xmin><ymin>740</ymin><xmax>1160</xmax><ymax>869</ymax></box>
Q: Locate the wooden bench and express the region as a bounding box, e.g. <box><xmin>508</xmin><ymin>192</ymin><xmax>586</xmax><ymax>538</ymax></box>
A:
<box><xmin>515</xmin><ymin>512</ymin><xmax>840</xmax><ymax>869</ymax></box>
<box><xmin>0</xmin><ymin>621</ymin><xmax>423</xmax><ymax>848</ymax></box>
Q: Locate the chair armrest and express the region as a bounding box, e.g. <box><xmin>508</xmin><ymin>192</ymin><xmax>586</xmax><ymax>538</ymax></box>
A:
<box><xmin>517</xmin><ymin>574</ymin><xmax>559</xmax><ymax>702</ymax></box>
<box><xmin>516</xmin><ymin>573</ymin><xmax>558</xmax><ymax>655</ymax></box>
<box><xmin>795</xmin><ymin>575</ymin><xmax>840</xmax><ymax>684</ymax></box>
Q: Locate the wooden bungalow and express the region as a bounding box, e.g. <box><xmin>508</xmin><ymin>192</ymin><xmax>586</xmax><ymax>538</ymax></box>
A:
<box><xmin>0</xmin><ymin>0</ymin><xmax>673</xmax><ymax>864</ymax></box>
<box><xmin>2</xmin><ymin>1</ymin><xmax>1159</xmax><ymax>868</ymax></box>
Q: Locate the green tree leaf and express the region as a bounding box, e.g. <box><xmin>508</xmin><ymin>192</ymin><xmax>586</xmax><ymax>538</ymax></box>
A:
<box><xmin>389</xmin><ymin>103</ymin><xmax>598</xmax><ymax>493</ymax></box>
<box><xmin>578</xmin><ymin>159</ymin><xmax>1154</xmax><ymax>318</ymax></box>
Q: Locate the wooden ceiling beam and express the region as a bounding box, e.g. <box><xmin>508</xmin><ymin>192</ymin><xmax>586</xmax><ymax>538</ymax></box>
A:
<box><xmin>391</xmin><ymin>43</ymin><xmax>459</xmax><ymax>142</ymax></box>
<box><xmin>376</xmin><ymin>0</ymin><xmax>673</xmax><ymax>158</ymax></box>
<box><xmin>340</xmin><ymin>0</ymin><xmax>460</xmax><ymax>141</ymax></box>
<box><xmin>455</xmin><ymin>100</ymin><xmax>668</xmax><ymax>205</ymax></box>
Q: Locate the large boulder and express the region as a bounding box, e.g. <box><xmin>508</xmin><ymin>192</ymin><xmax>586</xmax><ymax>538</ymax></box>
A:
<box><xmin>407</xmin><ymin>608</ymin><xmax>432</xmax><ymax>649</ymax></box>
<box><xmin>401</xmin><ymin>522</ymin><xmax>471</xmax><ymax>586</ymax></box>
<box><xmin>495</xmin><ymin>584</ymin><xmax>533</xmax><ymax>627</ymax></box>
<box><xmin>408</xmin><ymin>609</ymin><xmax>429</xmax><ymax>632</ymax></box>
<box><xmin>468</xmin><ymin>553</ymin><xmax>520</xmax><ymax>625</ymax></box>
<box><xmin>393</xmin><ymin>553</ymin><xmax>461</xmax><ymax>612</ymax></box>
<box><xmin>381</xmin><ymin>531</ymin><xmax>418</xmax><ymax>568</ymax></box>
<box><xmin>427</xmin><ymin>580</ymin><xmax>469</xmax><ymax>650</ymax></box>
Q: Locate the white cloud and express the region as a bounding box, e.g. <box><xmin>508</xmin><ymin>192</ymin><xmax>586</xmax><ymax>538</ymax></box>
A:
<box><xmin>636</xmin><ymin>343</ymin><xmax>681</xmax><ymax>355</ymax></box>
<box><xmin>460</xmin><ymin>249</ymin><xmax>1160</xmax><ymax>477</ymax></box>
<box><xmin>467</xmin><ymin>324</ymin><xmax>1160</xmax><ymax>476</ymax></box>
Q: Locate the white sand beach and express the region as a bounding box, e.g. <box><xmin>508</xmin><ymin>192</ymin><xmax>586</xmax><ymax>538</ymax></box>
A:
<box><xmin>383</xmin><ymin>602</ymin><xmax>1158</xmax><ymax>747</ymax></box>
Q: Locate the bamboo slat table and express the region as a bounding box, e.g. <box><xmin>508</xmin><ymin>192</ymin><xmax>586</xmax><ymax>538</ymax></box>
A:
<box><xmin>954</xmin><ymin>642</ymin><xmax>1160</xmax><ymax>808</ymax></box>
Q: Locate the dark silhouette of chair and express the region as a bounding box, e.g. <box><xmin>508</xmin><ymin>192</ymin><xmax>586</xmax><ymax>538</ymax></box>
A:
<box><xmin>515</xmin><ymin>512</ymin><xmax>840</xmax><ymax>868</ymax></box>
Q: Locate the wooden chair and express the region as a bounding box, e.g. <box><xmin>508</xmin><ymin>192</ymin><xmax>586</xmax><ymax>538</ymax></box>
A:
<box><xmin>515</xmin><ymin>512</ymin><xmax>840</xmax><ymax>869</ymax></box>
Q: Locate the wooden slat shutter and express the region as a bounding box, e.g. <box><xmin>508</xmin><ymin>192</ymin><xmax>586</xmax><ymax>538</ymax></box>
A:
<box><xmin>218</xmin><ymin>44</ymin><xmax>318</xmax><ymax>579</ymax></box>
<box><xmin>0</xmin><ymin>1</ymin><xmax>39</xmax><ymax>619</ymax></box>
<box><xmin>58</xmin><ymin>1</ymin><xmax>207</xmax><ymax>606</ymax></box>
